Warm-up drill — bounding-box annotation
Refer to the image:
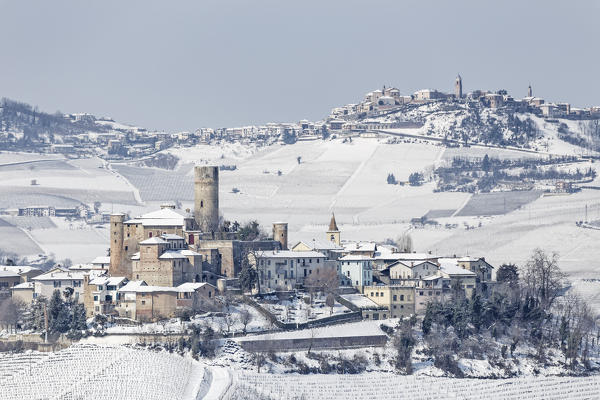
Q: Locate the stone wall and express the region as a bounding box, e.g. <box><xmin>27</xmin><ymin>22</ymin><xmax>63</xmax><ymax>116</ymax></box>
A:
<box><xmin>238</xmin><ymin>334</ymin><xmax>387</xmax><ymax>353</ymax></box>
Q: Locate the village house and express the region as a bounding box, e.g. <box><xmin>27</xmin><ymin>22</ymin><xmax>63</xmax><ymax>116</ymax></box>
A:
<box><xmin>291</xmin><ymin>239</ymin><xmax>343</xmax><ymax>260</ymax></box>
<box><xmin>32</xmin><ymin>268</ymin><xmax>85</xmax><ymax>301</ymax></box>
<box><xmin>10</xmin><ymin>282</ymin><xmax>35</xmax><ymax>304</ymax></box>
<box><xmin>414</xmin><ymin>274</ymin><xmax>452</xmax><ymax>314</ymax></box>
<box><xmin>83</xmin><ymin>275</ymin><xmax>129</xmax><ymax>318</ymax></box>
<box><xmin>438</xmin><ymin>259</ymin><xmax>479</xmax><ymax>298</ymax></box>
<box><xmin>253</xmin><ymin>250</ymin><xmax>330</xmax><ymax>293</ymax></box>
<box><xmin>338</xmin><ymin>255</ymin><xmax>373</xmax><ymax>288</ymax></box>
<box><xmin>363</xmin><ymin>284</ymin><xmax>415</xmax><ymax>319</ymax></box>
<box><xmin>389</xmin><ymin>260</ymin><xmax>440</xmax><ymax>280</ymax></box>
<box><xmin>176</xmin><ymin>282</ymin><xmax>217</xmax><ymax>311</ymax></box>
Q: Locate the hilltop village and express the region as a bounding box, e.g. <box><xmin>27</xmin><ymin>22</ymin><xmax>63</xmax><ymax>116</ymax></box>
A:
<box><xmin>1</xmin><ymin>166</ymin><xmax>493</xmax><ymax>325</ymax></box>
<box><xmin>1</xmin><ymin>75</ymin><xmax>599</xmax><ymax>159</ymax></box>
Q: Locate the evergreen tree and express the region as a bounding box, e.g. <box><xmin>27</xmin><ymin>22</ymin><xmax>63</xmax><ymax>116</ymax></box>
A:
<box><xmin>482</xmin><ymin>154</ymin><xmax>491</xmax><ymax>172</ymax></box>
<box><xmin>422</xmin><ymin>302</ymin><xmax>434</xmax><ymax>335</ymax></box>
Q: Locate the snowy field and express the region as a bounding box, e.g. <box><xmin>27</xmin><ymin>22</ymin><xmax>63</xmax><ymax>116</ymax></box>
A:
<box><xmin>227</xmin><ymin>371</ymin><xmax>600</xmax><ymax>400</ymax></box>
<box><xmin>1</xmin><ymin>137</ymin><xmax>599</xmax><ymax>286</ymax></box>
<box><xmin>0</xmin><ymin>344</ymin><xmax>204</xmax><ymax>400</ymax></box>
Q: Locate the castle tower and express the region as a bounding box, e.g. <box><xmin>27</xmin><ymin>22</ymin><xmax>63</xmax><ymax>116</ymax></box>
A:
<box><xmin>194</xmin><ymin>166</ymin><xmax>219</xmax><ymax>232</ymax></box>
<box><xmin>527</xmin><ymin>84</ymin><xmax>532</xmax><ymax>97</ymax></box>
<box><xmin>272</xmin><ymin>222</ymin><xmax>288</xmax><ymax>250</ymax></box>
<box><xmin>326</xmin><ymin>213</ymin><xmax>340</xmax><ymax>246</ymax></box>
<box><xmin>455</xmin><ymin>74</ymin><xmax>463</xmax><ymax>99</ymax></box>
<box><xmin>109</xmin><ymin>213</ymin><xmax>129</xmax><ymax>277</ymax></box>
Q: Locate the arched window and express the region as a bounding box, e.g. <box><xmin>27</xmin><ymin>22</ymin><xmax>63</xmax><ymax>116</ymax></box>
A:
<box><xmin>200</xmin><ymin>200</ymin><xmax>204</xmax><ymax>208</ymax></box>
<box><xmin>148</xmin><ymin>232</ymin><xmax>153</xmax><ymax>238</ymax></box>
<box><xmin>188</xmin><ymin>234</ymin><xmax>194</xmax><ymax>244</ymax></box>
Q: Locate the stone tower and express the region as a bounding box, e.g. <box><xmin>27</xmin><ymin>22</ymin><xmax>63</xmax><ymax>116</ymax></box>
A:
<box><xmin>527</xmin><ymin>84</ymin><xmax>532</xmax><ymax>97</ymax></box>
<box><xmin>109</xmin><ymin>213</ymin><xmax>129</xmax><ymax>277</ymax></box>
<box><xmin>455</xmin><ymin>74</ymin><xmax>462</xmax><ymax>99</ymax></box>
<box><xmin>326</xmin><ymin>213</ymin><xmax>340</xmax><ymax>246</ymax></box>
<box><xmin>194</xmin><ymin>166</ymin><xmax>219</xmax><ymax>232</ymax></box>
<box><xmin>272</xmin><ymin>222</ymin><xmax>288</xmax><ymax>250</ymax></box>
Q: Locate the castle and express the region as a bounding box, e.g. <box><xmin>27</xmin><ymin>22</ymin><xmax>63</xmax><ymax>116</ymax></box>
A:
<box><xmin>109</xmin><ymin>166</ymin><xmax>282</xmax><ymax>287</ymax></box>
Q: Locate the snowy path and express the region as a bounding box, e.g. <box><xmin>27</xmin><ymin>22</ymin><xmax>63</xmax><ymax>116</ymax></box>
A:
<box><xmin>198</xmin><ymin>367</ymin><xmax>232</xmax><ymax>399</ymax></box>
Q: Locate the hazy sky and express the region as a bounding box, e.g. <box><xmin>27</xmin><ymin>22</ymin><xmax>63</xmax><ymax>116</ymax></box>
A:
<box><xmin>0</xmin><ymin>0</ymin><xmax>598</xmax><ymax>131</ymax></box>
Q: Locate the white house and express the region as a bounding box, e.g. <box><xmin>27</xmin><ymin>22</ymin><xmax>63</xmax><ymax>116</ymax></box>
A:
<box><xmin>32</xmin><ymin>268</ymin><xmax>86</xmax><ymax>301</ymax></box>
<box><xmin>389</xmin><ymin>260</ymin><xmax>440</xmax><ymax>280</ymax></box>
<box><xmin>338</xmin><ymin>255</ymin><xmax>373</xmax><ymax>288</ymax></box>
<box><xmin>253</xmin><ymin>250</ymin><xmax>329</xmax><ymax>293</ymax></box>
<box><xmin>88</xmin><ymin>276</ymin><xmax>128</xmax><ymax>315</ymax></box>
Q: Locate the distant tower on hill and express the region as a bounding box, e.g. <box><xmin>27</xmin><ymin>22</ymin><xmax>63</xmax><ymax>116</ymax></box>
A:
<box><xmin>194</xmin><ymin>166</ymin><xmax>219</xmax><ymax>232</ymax></box>
<box><xmin>455</xmin><ymin>74</ymin><xmax>463</xmax><ymax>99</ymax></box>
<box><xmin>528</xmin><ymin>84</ymin><xmax>533</xmax><ymax>97</ymax></box>
<box><xmin>326</xmin><ymin>213</ymin><xmax>340</xmax><ymax>246</ymax></box>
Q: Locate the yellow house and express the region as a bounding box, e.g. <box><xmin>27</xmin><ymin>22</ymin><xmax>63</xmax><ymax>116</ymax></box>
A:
<box><xmin>363</xmin><ymin>284</ymin><xmax>415</xmax><ymax>319</ymax></box>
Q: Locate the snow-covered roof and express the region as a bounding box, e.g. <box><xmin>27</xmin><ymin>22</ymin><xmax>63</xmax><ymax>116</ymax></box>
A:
<box><xmin>11</xmin><ymin>282</ymin><xmax>34</xmax><ymax>290</ymax></box>
<box><xmin>339</xmin><ymin>255</ymin><xmax>374</xmax><ymax>261</ymax></box>
<box><xmin>91</xmin><ymin>256</ymin><xmax>110</xmax><ymax>265</ymax></box>
<box><xmin>177</xmin><ymin>282</ymin><xmax>215</xmax><ymax>292</ymax></box>
<box><xmin>140</xmin><ymin>237</ymin><xmax>168</xmax><ymax>245</ymax></box>
<box><xmin>438</xmin><ymin>259</ymin><xmax>476</xmax><ymax>276</ymax></box>
<box><xmin>89</xmin><ymin>276</ymin><xmax>127</xmax><ymax>286</ymax></box>
<box><xmin>342</xmin><ymin>241</ymin><xmax>376</xmax><ymax>252</ymax></box>
<box><xmin>161</xmin><ymin>233</ymin><xmax>184</xmax><ymax>240</ymax></box>
<box><xmin>0</xmin><ymin>265</ymin><xmax>40</xmax><ymax>275</ymax></box>
<box><xmin>179</xmin><ymin>249</ymin><xmax>201</xmax><ymax>256</ymax></box>
<box><xmin>340</xmin><ymin>294</ymin><xmax>382</xmax><ymax>309</ymax></box>
<box><xmin>33</xmin><ymin>268</ymin><xmax>85</xmax><ymax>281</ymax></box>
<box><xmin>131</xmin><ymin>252</ymin><xmax>140</xmax><ymax>260</ymax></box>
<box><xmin>257</xmin><ymin>250</ymin><xmax>326</xmax><ymax>259</ymax></box>
<box><xmin>293</xmin><ymin>239</ymin><xmax>343</xmax><ymax>251</ymax></box>
<box><xmin>457</xmin><ymin>256</ymin><xmax>481</xmax><ymax>262</ymax></box>
<box><xmin>125</xmin><ymin>208</ymin><xmax>188</xmax><ymax>227</ymax></box>
<box><xmin>118</xmin><ymin>280</ymin><xmax>147</xmax><ymax>292</ymax></box>
<box><xmin>0</xmin><ymin>270</ymin><xmax>20</xmax><ymax>278</ymax></box>
<box><xmin>159</xmin><ymin>250</ymin><xmax>189</xmax><ymax>260</ymax></box>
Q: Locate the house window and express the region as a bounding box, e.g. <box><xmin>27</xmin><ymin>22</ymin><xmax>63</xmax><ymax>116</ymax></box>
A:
<box><xmin>400</xmin><ymin>295</ymin><xmax>404</xmax><ymax>301</ymax></box>
<box><xmin>74</xmin><ymin>281</ymin><xmax>81</xmax><ymax>287</ymax></box>
<box><xmin>125</xmin><ymin>246</ymin><xmax>128</xmax><ymax>251</ymax></box>
<box><xmin>375</xmin><ymin>292</ymin><xmax>379</xmax><ymax>297</ymax></box>
<box><xmin>53</xmin><ymin>281</ymin><xmax>61</xmax><ymax>288</ymax></box>
<box><xmin>393</xmin><ymin>295</ymin><xmax>397</xmax><ymax>301</ymax></box>
<box><xmin>141</xmin><ymin>300</ymin><xmax>146</xmax><ymax>305</ymax></box>
<box><xmin>149</xmin><ymin>232</ymin><xmax>153</xmax><ymax>238</ymax></box>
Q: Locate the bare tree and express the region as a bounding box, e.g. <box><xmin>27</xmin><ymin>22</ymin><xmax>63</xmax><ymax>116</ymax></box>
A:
<box><xmin>239</xmin><ymin>308</ymin><xmax>253</xmax><ymax>334</ymax></box>
<box><xmin>396</xmin><ymin>233</ymin><xmax>414</xmax><ymax>253</ymax></box>
<box><xmin>325</xmin><ymin>293</ymin><xmax>335</xmax><ymax>315</ymax></box>
<box><xmin>521</xmin><ymin>248</ymin><xmax>567</xmax><ymax>311</ymax></box>
<box><xmin>304</xmin><ymin>267</ymin><xmax>339</xmax><ymax>296</ymax></box>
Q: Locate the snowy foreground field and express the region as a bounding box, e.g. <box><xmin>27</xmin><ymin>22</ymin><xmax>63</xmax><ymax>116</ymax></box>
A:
<box><xmin>0</xmin><ymin>344</ymin><xmax>204</xmax><ymax>400</ymax></box>
<box><xmin>1</xmin><ymin>343</ymin><xmax>600</xmax><ymax>399</ymax></box>
<box><xmin>227</xmin><ymin>372</ymin><xmax>600</xmax><ymax>400</ymax></box>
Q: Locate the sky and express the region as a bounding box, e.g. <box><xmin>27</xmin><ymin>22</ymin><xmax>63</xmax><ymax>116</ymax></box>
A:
<box><xmin>0</xmin><ymin>0</ymin><xmax>598</xmax><ymax>132</ymax></box>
